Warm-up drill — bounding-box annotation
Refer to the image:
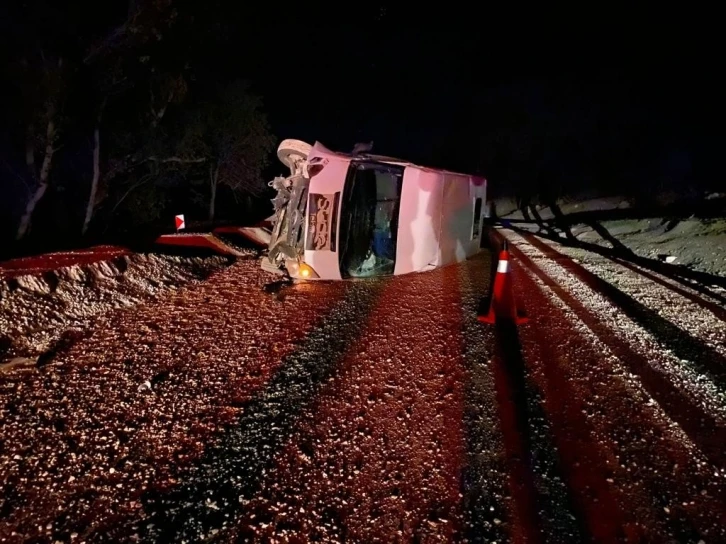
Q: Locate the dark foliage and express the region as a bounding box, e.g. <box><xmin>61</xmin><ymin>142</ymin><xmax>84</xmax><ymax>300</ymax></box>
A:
<box><xmin>1</xmin><ymin>3</ymin><xmax>722</xmax><ymax>258</ymax></box>
<box><xmin>0</xmin><ymin>0</ymin><xmax>276</xmax><ymax>258</ymax></box>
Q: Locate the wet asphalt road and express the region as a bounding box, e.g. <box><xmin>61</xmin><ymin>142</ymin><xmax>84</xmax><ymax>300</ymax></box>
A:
<box><xmin>1</xmin><ymin>231</ymin><xmax>726</xmax><ymax>543</ymax></box>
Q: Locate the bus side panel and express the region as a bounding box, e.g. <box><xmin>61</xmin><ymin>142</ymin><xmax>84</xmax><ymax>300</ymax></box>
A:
<box><xmin>439</xmin><ymin>174</ymin><xmax>486</xmax><ymax>265</ymax></box>
<box><xmin>394</xmin><ymin>167</ymin><xmax>444</xmax><ymax>275</ymax></box>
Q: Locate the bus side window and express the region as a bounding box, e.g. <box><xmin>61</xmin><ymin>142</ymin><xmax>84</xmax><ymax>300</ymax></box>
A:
<box><xmin>472</xmin><ymin>198</ymin><xmax>483</xmax><ymax>239</ymax></box>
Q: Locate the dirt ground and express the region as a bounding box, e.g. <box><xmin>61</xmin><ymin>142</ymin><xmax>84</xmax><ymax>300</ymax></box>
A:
<box><xmin>1</xmin><ymin>233</ymin><xmax>725</xmax><ymax>542</ymax></box>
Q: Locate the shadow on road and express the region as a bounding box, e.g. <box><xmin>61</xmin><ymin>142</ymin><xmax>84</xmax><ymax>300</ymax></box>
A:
<box><xmin>491</xmin><ymin>317</ymin><xmax>586</xmax><ymax>543</ymax></box>
<box><xmin>109</xmin><ymin>282</ymin><xmax>385</xmax><ymax>544</ymax></box>
<box><xmin>502</xmin><ymin>212</ymin><xmax>726</xmax><ymax>305</ymax></box>
<box><xmin>523</xmin><ymin>234</ymin><xmax>726</xmax><ymax>387</ymax></box>
<box><xmin>510</xmin><ymin>239</ymin><xmax>726</xmax><ymax>468</ymax></box>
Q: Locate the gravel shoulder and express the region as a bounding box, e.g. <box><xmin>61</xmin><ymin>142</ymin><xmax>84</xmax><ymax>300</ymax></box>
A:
<box><xmin>0</xmin><ymin>252</ymin><xmax>243</xmax><ymax>365</ymax></box>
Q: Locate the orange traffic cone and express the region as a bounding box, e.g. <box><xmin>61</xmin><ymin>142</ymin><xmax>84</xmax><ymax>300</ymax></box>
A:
<box><xmin>478</xmin><ymin>243</ymin><xmax>528</xmax><ymax>325</ymax></box>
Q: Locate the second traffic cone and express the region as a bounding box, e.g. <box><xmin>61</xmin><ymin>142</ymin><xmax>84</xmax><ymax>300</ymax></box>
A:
<box><xmin>478</xmin><ymin>244</ymin><xmax>528</xmax><ymax>325</ymax></box>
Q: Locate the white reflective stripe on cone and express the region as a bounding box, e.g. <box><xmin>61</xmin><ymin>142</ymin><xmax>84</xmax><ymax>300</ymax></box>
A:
<box><xmin>497</xmin><ymin>260</ymin><xmax>509</xmax><ymax>273</ymax></box>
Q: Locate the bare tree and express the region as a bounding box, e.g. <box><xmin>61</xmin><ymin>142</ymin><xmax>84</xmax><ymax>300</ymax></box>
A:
<box><xmin>15</xmin><ymin>56</ymin><xmax>65</xmax><ymax>240</ymax></box>
<box><xmin>180</xmin><ymin>81</ymin><xmax>276</xmax><ymax>223</ymax></box>
<box><xmin>81</xmin><ymin>99</ymin><xmax>106</xmax><ymax>235</ymax></box>
<box><xmin>81</xmin><ymin>0</ymin><xmax>185</xmax><ymax>235</ymax></box>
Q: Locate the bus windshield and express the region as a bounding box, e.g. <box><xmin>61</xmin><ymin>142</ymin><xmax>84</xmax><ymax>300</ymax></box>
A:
<box><xmin>338</xmin><ymin>162</ymin><xmax>404</xmax><ymax>278</ymax></box>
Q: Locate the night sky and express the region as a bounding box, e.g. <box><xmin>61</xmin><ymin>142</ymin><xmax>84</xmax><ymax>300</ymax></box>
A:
<box><xmin>1</xmin><ymin>3</ymin><xmax>723</xmax><ymax>193</ymax></box>
<box><xmin>212</xmin><ymin>5</ymin><xmax>722</xmax><ymax>187</ymax></box>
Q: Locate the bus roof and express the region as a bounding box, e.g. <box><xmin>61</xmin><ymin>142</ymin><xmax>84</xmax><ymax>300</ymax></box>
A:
<box><xmin>312</xmin><ymin>141</ymin><xmax>485</xmax><ymax>181</ymax></box>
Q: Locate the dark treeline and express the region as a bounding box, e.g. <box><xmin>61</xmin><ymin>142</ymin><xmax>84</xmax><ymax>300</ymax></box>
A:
<box><xmin>0</xmin><ymin>0</ymin><xmax>277</xmax><ymax>257</ymax></box>
<box><xmin>1</xmin><ymin>3</ymin><xmax>722</xmax><ymax>257</ymax></box>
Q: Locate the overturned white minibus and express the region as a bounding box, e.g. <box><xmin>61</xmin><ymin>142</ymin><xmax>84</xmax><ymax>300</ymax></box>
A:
<box><xmin>264</xmin><ymin>140</ymin><xmax>487</xmax><ymax>281</ymax></box>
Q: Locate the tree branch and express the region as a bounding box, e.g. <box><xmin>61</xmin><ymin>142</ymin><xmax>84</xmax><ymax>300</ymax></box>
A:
<box><xmin>2</xmin><ymin>159</ymin><xmax>32</xmax><ymax>192</ymax></box>
<box><xmin>149</xmin><ymin>86</ymin><xmax>157</xmax><ymax>120</ymax></box>
<box><xmin>102</xmin><ymin>173</ymin><xmax>153</xmax><ymax>234</ymax></box>
<box><xmin>149</xmin><ymin>84</ymin><xmax>175</xmax><ymax>127</ymax></box>
<box><xmin>83</xmin><ymin>2</ymin><xmax>145</xmax><ymax>64</ymax></box>
<box><xmin>25</xmin><ymin>139</ymin><xmax>36</xmax><ymax>179</ymax></box>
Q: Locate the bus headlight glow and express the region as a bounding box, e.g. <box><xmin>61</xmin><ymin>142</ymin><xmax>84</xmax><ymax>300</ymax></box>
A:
<box><xmin>298</xmin><ymin>263</ymin><xmax>319</xmax><ymax>279</ymax></box>
<box><xmin>285</xmin><ymin>260</ymin><xmax>319</xmax><ymax>280</ymax></box>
